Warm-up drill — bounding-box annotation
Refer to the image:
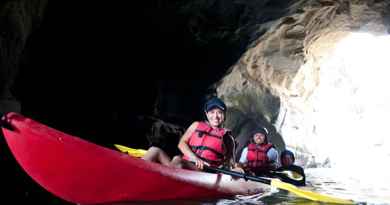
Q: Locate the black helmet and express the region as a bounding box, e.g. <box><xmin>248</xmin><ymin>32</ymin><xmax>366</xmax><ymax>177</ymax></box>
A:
<box><xmin>253</xmin><ymin>127</ymin><xmax>268</xmax><ymax>136</ymax></box>
<box><xmin>204</xmin><ymin>97</ymin><xmax>226</xmax><ymax>112</ymax></box>
<box><xmin>250</xmin><ymin>127</ymin><xmax>269</xmax><ymax>143</ymax></box>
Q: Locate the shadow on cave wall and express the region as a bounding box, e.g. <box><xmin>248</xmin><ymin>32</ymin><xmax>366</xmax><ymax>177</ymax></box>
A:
<box><xmin>2</xmin><ymin>0</ymin><xmax>299</xmax><ymax>154</ymax></box>
<box><xmin>9</xmin><ymin>1</ymin><xmax>248</xmax><ymax>148</ymax></box>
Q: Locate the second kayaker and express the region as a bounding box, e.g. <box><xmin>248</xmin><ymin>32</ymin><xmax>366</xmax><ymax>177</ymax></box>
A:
<box><xmin>236</xmin><ymin>127</ymin><xmax>279</xmax><ymax>175</ymax></box>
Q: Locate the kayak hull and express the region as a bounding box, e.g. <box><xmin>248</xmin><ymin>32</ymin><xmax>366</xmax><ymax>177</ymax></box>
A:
<box><xmin>1</xmin><ymin>113</ymin><xmax>268</xmax><ymax>204</ymax></box>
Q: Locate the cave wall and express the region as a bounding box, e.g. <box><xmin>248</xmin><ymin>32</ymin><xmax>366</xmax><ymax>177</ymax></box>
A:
<box><xmin>0</xmin><ymin>0</ymin><xmax>48</xmax><ymax>113</ymax></box>
<box><xmin>2</xmin><ymin>0</ymin><xmax>390</xmax><ymax>203</ymax></box>
<box><xmin>217</xmin><ymin>0</ymin><xmax>390</xmax><ymax>166</ymax></box>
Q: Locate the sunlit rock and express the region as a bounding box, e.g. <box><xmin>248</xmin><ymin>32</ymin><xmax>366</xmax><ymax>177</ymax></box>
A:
<box><xmin>217</xmin><ymin>0</ymin><xmax>390</xmax><ymax>175</ymax></box>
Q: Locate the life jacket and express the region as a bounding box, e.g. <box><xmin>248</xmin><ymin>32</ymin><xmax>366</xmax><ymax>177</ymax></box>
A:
<box><xmin>183</xmin><ymin>121</ymin><xmax>226</xmax><ymax>166</ymax></box>
<box><xmin>246</xmin><ymin>143</ymin><xmax>273</xmax><ymax>172</ymax></box>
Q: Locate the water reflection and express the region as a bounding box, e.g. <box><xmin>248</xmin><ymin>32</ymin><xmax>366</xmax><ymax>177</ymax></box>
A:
<box><xmin>102</xmin><ymin>167</ymin><xmax>390</xmax><ymax>205</ymax></box>
<box><xmin>306</xmin><ymin>168</ymin><xmax>388</xmax><ymax>205</ymax></box>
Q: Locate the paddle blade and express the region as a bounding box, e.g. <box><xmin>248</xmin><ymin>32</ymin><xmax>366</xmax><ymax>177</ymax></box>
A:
<box><xmin>271</xmin><ymin>179</ymin><xmax>354</xmax><ymax>204</ymax></box>
<box><xmin>273</xmin><ymin>170</ymin><xmax>304</xmax><ymax>181</ymax></box>
<box><xmin>114</xmin><ymin>144</ymin><xmax>147</xmax><ymax>158</ymax></box>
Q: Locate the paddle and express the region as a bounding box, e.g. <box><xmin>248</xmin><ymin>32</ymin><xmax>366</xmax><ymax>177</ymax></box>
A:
<box><xmin>114</xmin><ymin>144</ymin><xmax>355</xmax><ymax>204</ymax></box>
<box><xmin>114</xmin><ymin>144</ymin><xmax>303</xmax><ymax>184</ymax></box>
<box><xmin>114</xmin><ymin>144</ymin><xmax>147</xmax><ymax>157</ymax></box>
<box><xmin>271</xmin><ymin>169</ymin><xmax>304</xmax><ymax>181</ymax></box>
<box><xmin>203</xmin><ymin>166</ymin><xmax>354</xmax><ymax>204</ymax></box>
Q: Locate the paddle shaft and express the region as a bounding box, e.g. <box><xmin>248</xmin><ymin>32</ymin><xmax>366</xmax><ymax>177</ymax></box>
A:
<box><xmin>204</xmin><ymin>166</ymin><xmax>271</xmax><ymax>185</ymax></box>
<box><xmin>114</xmin><ymin>145</ymin><xmax>299</xmax><ymax>185</ymax></box>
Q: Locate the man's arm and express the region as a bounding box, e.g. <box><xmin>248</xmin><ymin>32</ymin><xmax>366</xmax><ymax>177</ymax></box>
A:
<box><xmin>267</xmin><ymin>147</ymin><xmax>280</xmax><ymax>169</ymax></box>
<box><xmin>238</xmin><ymin>147</ymin><xmax>248</xmax><ymax>164</ymax></box>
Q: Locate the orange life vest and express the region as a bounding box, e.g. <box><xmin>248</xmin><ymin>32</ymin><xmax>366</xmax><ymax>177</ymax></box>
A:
<box><xmin>246</xmin><ymin>143</ymin><xmax>273</xmax><ymax>172</ymax></box>
<box><xmin>183</xmin><ymin>121</ymin><xmax>226</xmax><ymax>166</ymax></box>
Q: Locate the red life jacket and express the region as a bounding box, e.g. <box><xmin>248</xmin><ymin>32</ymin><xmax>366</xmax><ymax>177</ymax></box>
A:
<box><xmin>183</xmin><ymin>121</ymin><xmax>226</xmax><ymax>166</ymax></box>
<box><xmin>246</xmin><ymin>143</ymin><xmax>273</xmax><ymax>172</ymax></box>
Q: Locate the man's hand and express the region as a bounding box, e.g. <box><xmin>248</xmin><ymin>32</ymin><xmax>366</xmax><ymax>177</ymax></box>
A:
<box><xmin>193</xmin><ymin>157</ymin><xmax>210</xmax><ymax>170</ymax></box>
<box><xmin>231</xmin><ymin>166</ymin><xmax>245</xmax><ymax>173</ymax></box>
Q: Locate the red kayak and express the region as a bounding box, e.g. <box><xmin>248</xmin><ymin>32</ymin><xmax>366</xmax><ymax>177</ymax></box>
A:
<box><xmin>1</xmin><ymin>112</ymin><xmax>267</xmax><ymax>204</ymax></box>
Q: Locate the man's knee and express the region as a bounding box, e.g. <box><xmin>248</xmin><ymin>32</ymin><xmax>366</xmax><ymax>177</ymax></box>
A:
<box><xmin>170</xmin><ymin>155</ymin><xmax>183</xmax><ymax>168</ymax></box>
<box><xmin>148</xmin><ymin>146</ymin><xmax>163</xmax><ymax>152</ymax></box>
<box><xmin>142</xmin><ymin>146</ymin><xmax>163</xmax><ymax>161</ymax></box>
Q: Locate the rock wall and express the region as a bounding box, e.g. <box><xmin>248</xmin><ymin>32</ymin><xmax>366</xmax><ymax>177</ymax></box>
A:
<box><xmin>0</xmin><ymin>0</ymin><xmax>48</xmax><ymax>114</ymax></box>
<box><xmin>217</xmin><ymin>0</ymin><xmax>390</xmax><ymax>167</ymax></box>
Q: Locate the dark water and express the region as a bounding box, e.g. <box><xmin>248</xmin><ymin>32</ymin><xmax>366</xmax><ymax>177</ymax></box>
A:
<box><xmin>0</xmin><ymin>181</ymin><xmax>358</xmax><ymax>205</ymax></box>
<box><xmin>0</xmin><ymin>175</ymin><xmax>375</xmax><ymax>205</ymax></box>
<box><xmin>79</xmin><ymin>190</ymin><xmax>347</xmax><ymax>205</ymax></box>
